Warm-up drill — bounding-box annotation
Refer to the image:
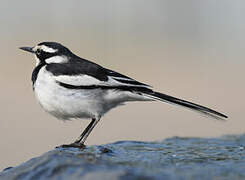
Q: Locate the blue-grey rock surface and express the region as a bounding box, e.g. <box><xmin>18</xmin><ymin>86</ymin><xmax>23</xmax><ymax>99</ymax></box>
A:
<box><xmin>1</xmin><ymin>135</ymin><xmax>245</xmax><ymax>180</ymax></box>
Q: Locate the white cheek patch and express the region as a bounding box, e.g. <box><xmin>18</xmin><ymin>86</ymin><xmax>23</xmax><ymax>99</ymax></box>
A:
<box><xmin>45</xmin><ymin>56</ymin><xmax>69</xmax><ymax>64</ymax></box>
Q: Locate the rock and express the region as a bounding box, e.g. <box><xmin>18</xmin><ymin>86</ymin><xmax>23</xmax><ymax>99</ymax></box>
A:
<box><xmin>1</xmin><ymin>135</ymin><xmax>245</xmax><ymax>180</ymax></box>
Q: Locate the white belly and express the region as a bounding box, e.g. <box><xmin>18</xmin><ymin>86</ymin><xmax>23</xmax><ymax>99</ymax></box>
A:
<box><xmin>33</xmin><ymin>66</ymin><xmax>151</xmax><ymax>120</ymax></box>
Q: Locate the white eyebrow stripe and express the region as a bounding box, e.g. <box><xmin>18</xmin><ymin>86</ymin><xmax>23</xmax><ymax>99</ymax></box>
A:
<box><xmin>40</xmin><ymin>45</ymin><xmax>58</xmax><ymax>53</ymax></box>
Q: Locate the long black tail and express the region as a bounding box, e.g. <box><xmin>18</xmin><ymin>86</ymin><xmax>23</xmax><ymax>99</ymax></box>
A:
<box><xmin>143</xmin><ymin>91</ymin><xmax>228</xmax><ymax>120</ymax></box>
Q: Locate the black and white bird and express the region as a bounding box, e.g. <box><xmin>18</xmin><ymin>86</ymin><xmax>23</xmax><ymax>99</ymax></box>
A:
<box><xmin>20</xmin><ymin>42</ymin><xmax>227</xmax><ymax>148</ymax></box>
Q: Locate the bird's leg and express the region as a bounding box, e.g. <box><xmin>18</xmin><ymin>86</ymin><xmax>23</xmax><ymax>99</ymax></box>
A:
<box><xmin>75</xmin><ymin>117</ymin><xmax>100</xmax><ymax>145</ymax></box>
<box><xmin>74</xmin><ymin>118</ymin><xmax>96</xmax><ymax>144</ymax></box>
<box><xmin>58</xmin><ymin>117</ymin><xmax>100</xmax><ymax>149</ymax></box>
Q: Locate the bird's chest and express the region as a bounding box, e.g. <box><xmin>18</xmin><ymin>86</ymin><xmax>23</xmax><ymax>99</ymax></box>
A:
<box><xmin>33</xmin><ymin>67</ymin><xmax>103</xmax><ymax>119</ymax></box>
<box><xmin>33</xmin><ymin>67</ymin><xmax>67</xmax><ymax>115</ymax></box>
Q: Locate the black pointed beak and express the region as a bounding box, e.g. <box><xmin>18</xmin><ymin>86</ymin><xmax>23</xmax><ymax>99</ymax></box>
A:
<box><xmin>19</xmin><ymin>47</ymin><xmax>35</xmax><ymax>53</ymax></box>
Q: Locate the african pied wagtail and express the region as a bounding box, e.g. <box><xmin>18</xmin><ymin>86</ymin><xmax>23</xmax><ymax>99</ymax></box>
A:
<box><xmin>20</xmin><ymin>42</ymin><xmax>228</xmax><ymax>148</ymax></box>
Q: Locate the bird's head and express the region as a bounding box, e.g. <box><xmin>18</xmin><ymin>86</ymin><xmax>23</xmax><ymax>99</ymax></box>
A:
<box><xmin>20</xmin><ymin>42</ymin><xmax>73</xmax><ymax>66</ymax></box>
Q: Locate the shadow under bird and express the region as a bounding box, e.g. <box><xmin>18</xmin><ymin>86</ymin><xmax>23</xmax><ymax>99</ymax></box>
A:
<box><xmin>20</xmin><ymin>42</ymin><xmax>228</xmax><ymax>148</ymax></box>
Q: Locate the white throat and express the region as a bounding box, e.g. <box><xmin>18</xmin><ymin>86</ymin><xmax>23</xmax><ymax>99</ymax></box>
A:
<box><xmin>34</xmin><ymin>55</ymin><xmax>41</xmax><ymax>66</ymax></box>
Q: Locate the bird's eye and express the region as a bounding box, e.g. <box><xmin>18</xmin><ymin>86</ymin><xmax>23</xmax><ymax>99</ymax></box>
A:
<box><xmin>36</xmin><ymin>49</ymin><xmax>41</xmax><ymax>54</ymax></box>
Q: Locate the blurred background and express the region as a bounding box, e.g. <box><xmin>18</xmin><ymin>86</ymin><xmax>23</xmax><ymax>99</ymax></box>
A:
<box><xmin>0</xmin><ymin>0</ymin><xmax>244</xmax><ymax>170</ymax></box>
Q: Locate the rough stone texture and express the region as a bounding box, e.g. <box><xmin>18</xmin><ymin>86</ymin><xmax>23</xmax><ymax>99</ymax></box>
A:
<box><xmin>1</xmin><ymin>135</ymin><xmax>245</xmax><ymax>180</ymax></box>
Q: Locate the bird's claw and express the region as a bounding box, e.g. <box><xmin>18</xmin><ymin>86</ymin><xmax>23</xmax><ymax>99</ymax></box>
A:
<box><xmin>56</xmin><ymin>142</ymin><xmax>86</xmax><ymax>149</ymax></box>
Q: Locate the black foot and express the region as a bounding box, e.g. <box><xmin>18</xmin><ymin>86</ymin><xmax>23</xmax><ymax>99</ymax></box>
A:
<box><xmin>56</xmin><ymin>142</ymin><xmax>86</xmax><ymax>149</ymax></box>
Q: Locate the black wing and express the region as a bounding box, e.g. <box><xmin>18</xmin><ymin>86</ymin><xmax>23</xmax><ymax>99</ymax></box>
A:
<box><xmin>46</xmin><ymin>56</ymin><xmax>151</xmax><ymax>88</ymax></box>
<box><xmin>46</xmin><ymin>57</ymin><xmax>108</xmax><ymax>81</ymax></box>
<box><xmin>105</xmin><ymin>69</ymin><xmax>151</xmax><ymax>87</ymax></box>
